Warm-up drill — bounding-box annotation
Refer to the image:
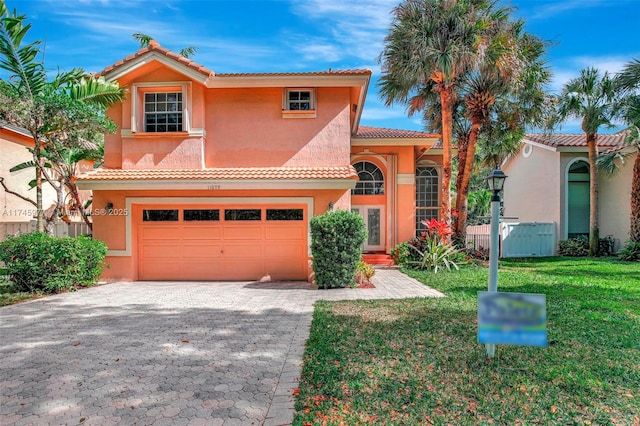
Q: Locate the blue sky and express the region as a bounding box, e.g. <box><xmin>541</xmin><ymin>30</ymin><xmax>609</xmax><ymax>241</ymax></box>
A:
<box><xmin>6</xmin><ymin>0</ymin><xmax>640</xmax><ymax>134</ymax></box>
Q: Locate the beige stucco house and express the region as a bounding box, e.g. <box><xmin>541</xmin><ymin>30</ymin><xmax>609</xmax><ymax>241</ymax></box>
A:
<box><xmin>502</xmin><ymin>131</ymin><xmax>636</xmax><ymax>253</ymax></box>
<box><xmin>0</xmin><ymin>123</ymin><xmax>57</xmax><ymax>224</ymax></box>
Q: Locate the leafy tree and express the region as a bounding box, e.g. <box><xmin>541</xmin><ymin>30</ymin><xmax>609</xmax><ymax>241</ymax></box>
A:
<box><xmin>0</xmin><ymin>0</ymin><xmax>125</xmax><ymax>231</ymax></box>
<box><xmin>556</xmin><ymin>68</ymin><xmax>619</xmax><ymax>256</ymax></box>
<box><xmin>132</xmin><ymin>32</ymin><xmax>198</xmax><ymax>58</ymax></box>
<box><xmin>379</xmin><ymin>0</ymin><xmax>511</xmax><ymax>234</ymax></box>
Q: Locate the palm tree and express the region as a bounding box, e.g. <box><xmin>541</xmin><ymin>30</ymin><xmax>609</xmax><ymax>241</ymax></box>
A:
<box><xmin>0</xmin><ymin>1</ymin><xmax>125</xmax><ymax>231</ymax></box>
<box><xmin>133</xmin><ymin>32</ymin><xmax>198</xmax><ymax>58</ymax></box>
<box><xmin>556</xmin><ymin>68</ymin><xmax>619</xmax><ymax>255</ymax></box>
<box><xmin>378</xmin><ymin>0</ymin><xmax>509</xmax><ymax>233</ymax></box>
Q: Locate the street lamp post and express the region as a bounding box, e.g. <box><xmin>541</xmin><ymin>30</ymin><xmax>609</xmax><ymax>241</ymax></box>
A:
<box><xmin>485</xmin><ymin>168</ymin><xmax>507</xmax><ymax>358</ymax></box>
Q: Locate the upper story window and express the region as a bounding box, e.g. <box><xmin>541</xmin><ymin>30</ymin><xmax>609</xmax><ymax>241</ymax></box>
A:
<box><xmin>144</xmin><ymin>92</ymin><xmax>183</xmax><ymax>132</ymax></box>
<box><xmin>352</xmin><ymin>161</ymin><xmax>385</xmax><ymax>195</ymax></box>
<box><xmin>282</xmin><ymin>88</ymin><xmax>316</xmax><ymax>118</ymax></box>
<box><xmin>123</xmin><ymin>82</ymin><xmax>205</xmax><ymax>137</ymax></box>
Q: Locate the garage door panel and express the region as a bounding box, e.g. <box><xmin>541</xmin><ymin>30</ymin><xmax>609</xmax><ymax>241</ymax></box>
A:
<box><xmin>265</xmin><ymin>226</ymin><xmax>305</xmax><ymax>240</ymax></box>
<box><xmin>183</xmin><ymin>260</ymin><xmax>223</xmax><ymax>280</ymax></box>
<box><xmin>140</xmin><ymin>227</ymin><xmax>181</xmax><ymax>240</ymax></box>
<box><xmin>223</xmin><ymin>243</ymin><xmax>264</xmax><ymax>258</ymax></box>
<box><xmin>223</xmin><ymin>260</ymin><xmax>265</xmax><ymax>279</ymax></box>
<box><xmin>182</xmin><ymin>243</ymin><xmax>222</xmax><ymax>259</ymax></box>
<box><xmin>223</xmin><ymin>226</ymin><xmax>263</xmax><ymax>240</ymax></box>
<box><xmin>139</xmin><ymin>261</ymin><xmax>182</xmax><ymax>280</ymax></box>
<box><xmin>265</xmin><ymin>242</ymin><xmax>305</xmax><ymax>258</ymax></box>
<box><xmin>267</xmin><ymin>260</ymin><xmax>306</xmax><ymax>279</ymax></box>
<box><xmin>181</xmin><ymin>226</ymin><xmax>222</xmax><ymax>240</ymax></box>
<box><xmin>140</xmin><ymin>243</ymin><xmax>181</xmax><ymax>258</ymax></box>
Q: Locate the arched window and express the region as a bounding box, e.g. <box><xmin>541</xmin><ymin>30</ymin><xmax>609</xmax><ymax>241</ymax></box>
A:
<box><xmin>352</xmin><ymin>161</ymin><xmax>385</xmax><ymax>195</ymax></box>
<box><xmin>416</xmin><ymin>166</ymin><xmax>439</xmax><ymax>235</ymax></box>
<box><xmin>567</xmin><ymin>160</ymin><xmax>589</xmax><ymax>239</ymax></box>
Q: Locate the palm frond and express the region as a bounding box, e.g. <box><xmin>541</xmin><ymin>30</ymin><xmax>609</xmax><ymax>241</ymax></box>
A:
<box><xmin>132</xmin><ymin>32</ymin><xmax>151</xmax><ymax>47</ymax></box>
<box><xmin>67</xmin><ymin>76</ymin><xmax>126</xmax><ymax>107</ymax></box>
<box><xmin>0</xmin><ymin>2</ymin><xmax>46</xmax><ymax>98</ymax></box>
<box><xmin>179</xmin><ymin>46</ymin><xmax>198</xmax><ymax>58</ymax></box>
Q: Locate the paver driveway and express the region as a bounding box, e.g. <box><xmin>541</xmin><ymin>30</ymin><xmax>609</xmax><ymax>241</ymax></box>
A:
<box><xmin>0</xmin><ymin>270</ymin><xmax>443</xmax><ymax>426</ymax></box>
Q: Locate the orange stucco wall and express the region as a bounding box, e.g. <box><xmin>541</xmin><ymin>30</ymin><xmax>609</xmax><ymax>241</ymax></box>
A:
<box><xmin>205</xmin><ymin>87</ymin><xmax>351</xmax><ymax>167</ymax></box>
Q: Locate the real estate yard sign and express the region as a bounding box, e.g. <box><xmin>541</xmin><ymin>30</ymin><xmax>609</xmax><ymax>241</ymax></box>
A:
<box><xmin>478</xmin><ymin>292</ymin><xmax>547</xmax><ymax>347</ymax></box>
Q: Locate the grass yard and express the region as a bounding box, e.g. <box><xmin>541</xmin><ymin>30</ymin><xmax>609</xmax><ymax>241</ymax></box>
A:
<box><xmin>294</xmin><ymin>257</ymin><xmax>640</xmax><ymax>425</ymax></box>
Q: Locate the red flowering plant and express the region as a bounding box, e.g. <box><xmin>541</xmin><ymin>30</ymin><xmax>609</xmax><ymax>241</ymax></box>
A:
<box><xmin>403</xmin><ymin>218</ymin><xmax>459</xmax><ymax>273</ymax></box>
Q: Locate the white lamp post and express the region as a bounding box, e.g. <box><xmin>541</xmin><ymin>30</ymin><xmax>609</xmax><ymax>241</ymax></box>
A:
<box><xmin>485</xmin><ymin>167</ymin><xmax>507</xmax><ymax>358</ymax></box>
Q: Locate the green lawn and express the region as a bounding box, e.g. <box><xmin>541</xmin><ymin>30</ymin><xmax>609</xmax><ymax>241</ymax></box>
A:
<box><xmin>294</xmin><ymin>257</ymin><xmax>640</xmax><ymax>425</ymax></box>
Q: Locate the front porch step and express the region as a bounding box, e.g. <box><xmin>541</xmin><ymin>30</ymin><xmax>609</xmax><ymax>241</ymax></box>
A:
<box><xmin>362</xmin><ymin>253</ymin><xmax>396</xmax><ymax>267</ymax></box>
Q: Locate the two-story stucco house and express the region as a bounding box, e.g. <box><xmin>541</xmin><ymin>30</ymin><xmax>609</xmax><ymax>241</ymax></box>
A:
<box><xmin>76</xmin><ymin>41</ymin><xmax>443</xmax><ymax>281</ymax></box>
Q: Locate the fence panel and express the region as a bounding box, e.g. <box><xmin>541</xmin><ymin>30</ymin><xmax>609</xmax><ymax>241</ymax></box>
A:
<box><xmin>466</xmin><ymin>224</ymin><xmax>492</xmax><ymax>251</ymax></box>
<box><xmin>0</xmin><ymin>221</ymin><xmax>91</xmax><ymax>242</ymax></box>
<box><xmin>502</xmin><ymin>222</ymin><xmax>556</xmax><ymax>258</ymax></box>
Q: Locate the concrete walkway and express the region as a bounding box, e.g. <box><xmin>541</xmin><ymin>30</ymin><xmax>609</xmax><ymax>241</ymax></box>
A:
<box><xmin>0</xmin><ymin>269</ymin><xmax>443</xmax><ymax>426</ymax></box>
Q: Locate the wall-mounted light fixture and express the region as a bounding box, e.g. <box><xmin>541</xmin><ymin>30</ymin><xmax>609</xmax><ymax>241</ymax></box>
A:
<box><xmin>105</xmin><ymin>202</ymin><xmax>114</xmax><ymax>213</ymax></box>
<box><xmin>328</xmin><ymin>202</ymin><xmax>334</xmax><ymax>212</ymax></box>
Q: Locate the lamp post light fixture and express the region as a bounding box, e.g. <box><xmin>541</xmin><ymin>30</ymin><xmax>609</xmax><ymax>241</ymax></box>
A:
<box><xmin>485</xmin><ymin>167</ymin><xmax>507</xmax><ymax>358</ymax></box>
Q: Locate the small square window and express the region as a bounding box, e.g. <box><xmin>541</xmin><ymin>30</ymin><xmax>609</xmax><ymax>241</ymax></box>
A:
<box><xmin>284</xmin><ymin>89</ymin><xmax>315</xmax><ymax>112</ymax></box>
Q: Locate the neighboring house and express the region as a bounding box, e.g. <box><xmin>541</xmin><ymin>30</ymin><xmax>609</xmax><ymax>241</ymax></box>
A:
<box><xmin>502</xmin><ymin>131</ymin><xmax>636</xmax><ymax>253</ymax></box>
<box><xmin>0</xmin><ymin>123</ymin><xmax>56</xmax><ymax>224</ymax></box>
<box><xmin>76</xmin><ymin>41</ymin><xmax>443</xmax><ymax>281</ymax></box>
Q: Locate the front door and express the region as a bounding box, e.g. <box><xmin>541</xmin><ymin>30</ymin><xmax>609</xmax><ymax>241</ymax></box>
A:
<box><xmin>352</xmin><ymin>205</ymin><xmax>385</xmax><ymax>252</ymax></box>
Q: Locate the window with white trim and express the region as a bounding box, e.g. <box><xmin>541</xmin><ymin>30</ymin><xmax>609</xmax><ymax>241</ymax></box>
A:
<box><xmin>283</xmin><ymin>88</ymin><xmax>315</xmax><ymax>111</ymax></box>
<box><xmin>415</xmin><ymin>166</ymin><xmax>439</xmax><ymax>235</ymax></box>
<box><xmin>128</xmin><ymin>82</ymin><xmax>193</xmax><ymax>135</ymax></box>
<box><xmin>352</xmin><ymin>161</ymin><xmax>385</xmax><ymax>195</ymax></box>
<box><xmin>144</xmin><ymin>92</ymin><xmax>183</xmax><ymax>132</ymax></box>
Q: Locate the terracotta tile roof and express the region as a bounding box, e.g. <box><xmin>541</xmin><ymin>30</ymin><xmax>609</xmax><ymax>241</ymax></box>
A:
<box><xmin>77</xmin><ymin>166</ymin><xmax>358</xmax><ymax>181</ymax></box>
<box><xmin>355</xmin><ymin>126</ymin><xmax>438</xmax><ymax>139</ymax></box>
<box><xmin>354</xmin><ymin>126</ymin><xmax>442</xmax><ymax>148</ymax></box>
<box><xmin>215</xmin><ymin>69</ymin><xmax>372</xmax><ymax>77</ymax></box>
<box><xmin>97</xmin><ymin>40</ymin><xmax>371</xmax><ymax>82</ymax></box>
<box><xmin>526</xmin><ymin>131</ymin><xmax>630</xmax><ymax>152</ymax></box>
<box><xmin>97</xmin><ymin>40</ymin><xmax>215</xmax><ymax>78</ymax></box>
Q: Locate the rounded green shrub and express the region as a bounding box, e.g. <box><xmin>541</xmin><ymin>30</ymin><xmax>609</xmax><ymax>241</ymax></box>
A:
<box><xmin>0</xmin><ymin>232</ymin><xmax>108</xmax><ymax>293</ymax></box>
<box><xmin>310</xmin><ymin>209</ymin><xmax>367</xmax><ymax>289</ymax></box>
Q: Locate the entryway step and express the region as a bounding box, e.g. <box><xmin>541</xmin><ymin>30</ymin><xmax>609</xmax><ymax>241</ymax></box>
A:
<box><xmin>362</xmin><ymin>253</ymin><xmax>396</xmax><ymax>267</ymax></box>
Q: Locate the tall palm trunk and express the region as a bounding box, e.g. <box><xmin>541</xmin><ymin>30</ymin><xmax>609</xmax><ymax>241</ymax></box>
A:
<box><xmin>439</xmin><ymin>87</ymin><xmax>454</xmax><ymax>238</ymax></box>
<box><xmin>587</xmin><ymin>133</ymin><xmax>599</xmax><ymax>255</ymax></box>
<box><xmin>453</xmin><ymin>133</ymin><xmax>469</xmax><ymax>242</ymax></box>
<box><xmin>454</xmin><ymin>120</ymin><xmax>482</xmax><ymax>243</ymax></box>
<box><xmin>631</xmin><ymin>150</ymin><xmax>640</xmax><ymax>243</ymax></box>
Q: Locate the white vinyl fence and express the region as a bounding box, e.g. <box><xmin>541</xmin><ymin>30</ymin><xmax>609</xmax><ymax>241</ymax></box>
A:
<box><xmin>466</xmin><ymin>222</ymin><xmax>556</xmax><ymax>258</ymax></box>
<box><xmin>0</xmin><ymin>220</ymin><xmax>91</xmax><ymax>242</ymax></box>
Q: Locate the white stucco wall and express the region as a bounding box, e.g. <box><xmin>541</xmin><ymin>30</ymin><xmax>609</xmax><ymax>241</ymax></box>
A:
<box><xmin>503</xmin><ymin>143</ymin><xmax>562</xmax><ymax>235</ymax></box>
<box><xmin>598</xmin><ymin>150</ymin><xmax>635</xmax><ymax>246</ymax></box>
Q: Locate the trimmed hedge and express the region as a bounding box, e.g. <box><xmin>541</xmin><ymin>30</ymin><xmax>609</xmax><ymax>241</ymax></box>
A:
<box><xmin>0</xmin><ymin>232</ymin><xmax>107</xmax><ymax>293</ymax></box>
<box><xmin>310</xmin><ymin>209</ymin><xmax>367</xmax><ymax>289</ymax></box>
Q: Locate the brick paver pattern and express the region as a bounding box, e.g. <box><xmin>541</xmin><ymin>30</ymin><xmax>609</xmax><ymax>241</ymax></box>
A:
<box><xmin>0</xmin><ymin>269</ymin><xmax>443</xmax><ymax>426</ymax></box>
